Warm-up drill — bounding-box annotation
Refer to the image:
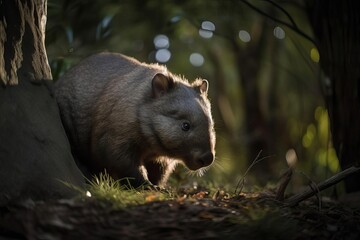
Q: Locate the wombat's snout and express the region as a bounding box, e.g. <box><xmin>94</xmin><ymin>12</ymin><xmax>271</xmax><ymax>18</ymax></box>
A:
<box><xmin>197</xmin><ymin>152</ymin><xmax>214</xmax><ymax>167</ymax></box>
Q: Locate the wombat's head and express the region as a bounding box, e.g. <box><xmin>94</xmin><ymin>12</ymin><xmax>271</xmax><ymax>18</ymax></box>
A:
<box><xmin>140</xmin><ymin>73</ymin><xmax>216</xmax><ymax>172</ymax></box>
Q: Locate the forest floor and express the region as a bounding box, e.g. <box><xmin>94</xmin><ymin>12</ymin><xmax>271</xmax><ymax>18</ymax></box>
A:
<box><xmin>1</xmin><ymin>182</ymin><xmax>360</xmax><ymax>240</ymax></box>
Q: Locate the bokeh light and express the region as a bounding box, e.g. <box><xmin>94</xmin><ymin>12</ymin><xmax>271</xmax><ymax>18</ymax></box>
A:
<box><xmin>199</xmin><ymin>29</ymin><xmax>213</xmax><ymax>39</ymax></box>
<box><xmin>189</xmin><ymin>53</ymin><xmax>204</xmax><ymax>67</ymax></box>
<box><xmin>273</xmin><ymin>26</ymin><xmax>285</xmax><ymax>39</ymax></box>
<box><xmin>310</xmin><ymin>48</ymin><xmax>320</xmax><ymax>62</ymax></box>
<box><xmin>154</xmin><ymin>34</ymin><xmax>169</xmax><ymax>49</ymax></box>
<box><xmin>201</xmin><ymin>21</ymin><xmax>215</xmax><ymax>31</ymax></box>
<box><xmin>286</xmin><ymin>149</ymin><xmax>298</xmax><ymax>167</ymax></box>
<box><xmin>239</xmin><ymin>30</ymin><xmax>251</xmax><ymax>42</ymax></box>
<box><xmin>155</xmin><ymin>49</ymin><xmax>171</xmax><ymax>63</ymax></box>
<box><xmin>199</xmin><ymin>20</ymin><xmax>215</xmax><ymax>39</ymax></box>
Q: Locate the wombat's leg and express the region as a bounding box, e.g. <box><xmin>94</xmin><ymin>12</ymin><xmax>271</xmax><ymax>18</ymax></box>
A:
<box><xmin>144</xmin><ymin>160</ymin><xmax>168</xmax><ymax>186</ymax></box>
<box><xmin>106</xmin><ymin>164</ymin><xmax>150</xmax><ymax>189</ymax></box>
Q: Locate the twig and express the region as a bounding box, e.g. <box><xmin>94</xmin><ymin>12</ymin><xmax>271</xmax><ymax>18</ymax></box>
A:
<box><xmin>265</xmin><ymin>0</ymin><xmax>298</xmax><ymax>28</ymax></box>
<box><xmin>299</xmin><ymin>171</ymin><xmax>322</xmax><ymax>210</ymax></box>
<box><xmin>285</xmin><ymin>166</ymin><xmax>360</xmax><ymax>207</ymax></box>
<box><xmin>240</xmin><ymin>0</ymin><xmax>317</xmax><ymax>47</ymax></box>
<box><xmin>275</xmin><ymin>167</ymin><xmax>293</xmax><ymax>201</ymax></box>
<box><xmin>234</xmin><ymin>150</ymin><xmax>262</xmax><ymax>195</ymax></box>
<box><xmin>308</xmin><ymin>182</ymin><xmax>322</xmax><ymax>211</ymax></box>
<box><xmin>234</xmin><ymin>150</ymin><xmax>274</xmax><ymax>195</ymax></box>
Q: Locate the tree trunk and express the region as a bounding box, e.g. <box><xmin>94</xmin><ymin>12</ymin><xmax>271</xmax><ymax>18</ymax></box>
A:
<box><xmin>308</xmin><ymin>0</ymin><xmax>360</xmax><ymax>192</ymax></box>
<box><xmin>0</xmin><ymin>0</ymin><xmax>83</xmax><ymax>205</ymax></box>
<box><xmin>231</xmin><ymin>19</ymin><xmax>275</xmax><ymax>184</ymax></box>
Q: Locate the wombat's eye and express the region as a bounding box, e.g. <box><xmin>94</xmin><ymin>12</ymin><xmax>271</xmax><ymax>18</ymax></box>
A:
<box><xmin>181</xmin><ymin>121</ymin><xmax>191</xmax><ymax>131</ymax></box>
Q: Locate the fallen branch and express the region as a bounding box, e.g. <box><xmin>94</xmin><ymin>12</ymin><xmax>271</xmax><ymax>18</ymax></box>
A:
<box><xmin>285</xmin><ymin>166</ymin><xmax>360</xmax><ymax>207</ymax></box>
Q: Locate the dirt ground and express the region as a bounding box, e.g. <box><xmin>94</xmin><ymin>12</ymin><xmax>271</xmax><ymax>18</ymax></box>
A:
<box><xmin>1</xmin><ymin>188</ymin><xmax>360</xmax><ymax>240</ymax></box>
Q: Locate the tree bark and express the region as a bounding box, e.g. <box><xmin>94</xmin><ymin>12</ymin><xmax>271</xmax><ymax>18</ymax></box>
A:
<box><xmin>0</xmin><ymin>0</ymin><xmax>83</xmax><ymax>205</ymax></box>
<box><xmin>308</xmin><ymin>0</ymin><xmax>360</xmax><ymax>192</ymax></box>
<box><xmin>0</xmin><ymin>0</ymin><xmax>52</xmax><ymax>85</ymax></box>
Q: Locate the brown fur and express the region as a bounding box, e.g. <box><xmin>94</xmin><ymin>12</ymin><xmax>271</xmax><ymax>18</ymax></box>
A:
<box><xmin>55</xmin><ymin>52</ymin><xmax>215</xmax><ymax>187</ymax></box>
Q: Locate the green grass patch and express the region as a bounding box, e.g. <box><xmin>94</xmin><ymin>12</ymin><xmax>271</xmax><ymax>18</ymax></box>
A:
<box><xmin>85</xmin><ymin>171</ymin><xmax>172</xmax><ymax>208</ymax></box>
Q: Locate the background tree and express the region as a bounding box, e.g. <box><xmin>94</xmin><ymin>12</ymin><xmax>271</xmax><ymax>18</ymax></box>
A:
<box><xmin>307</xmin><ymin>0</ymin><xmax>360</xmax><ymax>192</ymax></box>
<box><xmin>0</xmin><ymin>0</ymin><xmax>83</xmax><ymax>205</ymax></box>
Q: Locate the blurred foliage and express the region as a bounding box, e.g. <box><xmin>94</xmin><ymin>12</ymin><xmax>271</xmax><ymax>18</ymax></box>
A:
<box><xmin>46</xmin><ymin>0</ymin><xmax>340</xmax><ymax>193</ymax></box>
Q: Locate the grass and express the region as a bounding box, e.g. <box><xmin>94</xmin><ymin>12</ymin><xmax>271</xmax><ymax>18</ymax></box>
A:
<box><xmin>85</xmin><ymin>171</ymin><xmax>172</xmax><ymax>208</ymax></box>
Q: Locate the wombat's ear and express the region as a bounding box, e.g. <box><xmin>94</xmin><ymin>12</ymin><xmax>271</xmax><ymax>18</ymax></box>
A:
<box><xmin>152</xmin><ymin>73</ymin><xmax>174</xmax><ymax>98</ymax></box>
<box><xmin>198</xmin><ymin>79</ymin><xmax>209</xmax><ymax>95</ymax></box>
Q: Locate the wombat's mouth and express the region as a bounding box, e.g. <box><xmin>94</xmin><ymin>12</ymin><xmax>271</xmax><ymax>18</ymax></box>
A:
<box><xmin>182</xmin><ymin>151</ymin><xmax>214</xmax><ymax>171</ymax></box>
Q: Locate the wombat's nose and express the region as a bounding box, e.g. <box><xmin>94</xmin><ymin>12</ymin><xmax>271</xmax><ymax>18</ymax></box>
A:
<box><xmin>198</xmin><ymin>152</ymin><xmax>214</xmax><ymax>167</ymax></box>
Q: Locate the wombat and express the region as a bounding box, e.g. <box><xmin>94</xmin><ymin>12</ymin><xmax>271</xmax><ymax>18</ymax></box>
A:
<box><xmin>55</xmin><ymin>52</ymin><xmax>215</xmax><ymax>187</ymax></box>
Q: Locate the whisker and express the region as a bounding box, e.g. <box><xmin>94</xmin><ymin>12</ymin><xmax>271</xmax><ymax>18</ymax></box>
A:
<box><xmin>212</xmin><ymin>160</ymin><xmax>225</xmax><ymax>172</ymax></box>
<box><xmin>198</xmin><ymin>165</ymin><xmax>212</xmax><ymax>177</ymax></box>
<box><xmin>184</xmin><ymin>167</ymin><xmax>207</xmax><ymax>178</ymax></box>
<box><xmin>185</xmin><ymin>170</ymin><xmax>197</xmax><ymax>177</ymax></box>
<box><xmin>197</xmin><ymin>168</ymin><xmax>205</xmax><ymax>177</ymax></box>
